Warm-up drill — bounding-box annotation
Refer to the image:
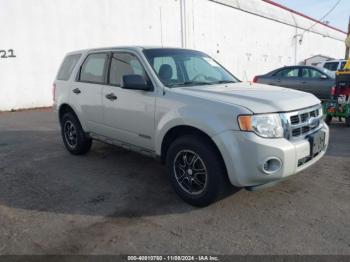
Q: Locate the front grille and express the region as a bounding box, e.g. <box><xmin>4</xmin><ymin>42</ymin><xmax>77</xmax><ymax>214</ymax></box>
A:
<box><xmin>290</xmin><ymin>115</ymin><xmax>299</xmax><ymax>125</ymax></box>
<box><xmin>281</xmin><ymin>105</ymin><xmax>323</xmax><ymax>140</ymax></box>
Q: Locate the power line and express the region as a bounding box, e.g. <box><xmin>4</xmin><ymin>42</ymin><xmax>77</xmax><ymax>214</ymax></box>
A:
<box><xmin>302</xmin><ymin>0</ymin><xmax>342</xmax><ymax>35</ymax></box>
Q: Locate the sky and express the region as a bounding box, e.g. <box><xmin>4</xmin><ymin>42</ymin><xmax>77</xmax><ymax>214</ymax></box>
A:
<box><xmin>274</xmin><ymin>0</ymin><xmax>350</xmax><ymax>32</ymax></box>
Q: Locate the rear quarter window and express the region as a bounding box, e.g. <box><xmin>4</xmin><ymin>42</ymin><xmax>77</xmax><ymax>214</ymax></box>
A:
<box><xmin>57</xmin><ymin>54</ymin><xmax>82</xmax><ymax>81</ymax></box>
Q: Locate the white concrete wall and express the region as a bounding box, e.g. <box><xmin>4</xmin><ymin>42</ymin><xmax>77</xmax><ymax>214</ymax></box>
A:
<box><xmin>0</xmin><ymin>0</ymin><xmax>346</xmax><ymax>111</ymax></box>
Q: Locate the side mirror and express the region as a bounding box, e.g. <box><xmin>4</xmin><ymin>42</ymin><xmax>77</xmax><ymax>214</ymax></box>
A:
<box><xmin>121</xmin><ymin>75</ymin><xmax>150</xmax><ymax>91</ymax></box>
<box><xmin>320</xmin><ymin>75</ymin><xmax>328</xmax><ymax>80</ymax></box>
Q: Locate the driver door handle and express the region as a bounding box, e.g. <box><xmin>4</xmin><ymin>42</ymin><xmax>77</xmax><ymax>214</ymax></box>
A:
<box><xmin>105</xmin><ymin>93</ymin><xmax>117</xmax><ymax>101</ymax></box>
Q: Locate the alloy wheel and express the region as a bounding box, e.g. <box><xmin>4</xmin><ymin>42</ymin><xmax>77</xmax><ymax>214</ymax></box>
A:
<box><xmin>173</xmin><ymin>150</ymin><xmax>208</xmax><ymax>195</ymax></box>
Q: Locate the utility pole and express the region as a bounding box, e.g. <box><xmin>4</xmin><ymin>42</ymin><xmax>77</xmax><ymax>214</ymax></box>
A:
<box><xmin>345</xmin><ymin>16</ymin><xmax>350</xmax><ymax>59</ymax></box>
<box><xmin>180</xmin><ymin>0</ymin><xmax>187</xmax><ymax>48</ymax></box>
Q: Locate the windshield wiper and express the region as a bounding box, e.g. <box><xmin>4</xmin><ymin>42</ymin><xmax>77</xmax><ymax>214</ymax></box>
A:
<box><xmin>168</xmin><ymin>81</ymin><xmax>212</xmax><ymax>87</ymax></box>
<box><xmin>214</xmin><ymin>80</ymin><xmax>236</xmax><ymax>84</ymax></box>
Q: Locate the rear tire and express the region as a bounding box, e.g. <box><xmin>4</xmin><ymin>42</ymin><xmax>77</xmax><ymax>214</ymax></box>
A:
<box><xmin>325</xmin><ymin>115</ymin><xmax>332</xmax><ymax>125</ymax></box>
<box><xmin>165</xmin><ymin>135</ymin><xmax>228</xmax><ymax>207</ymax></box>
<box><xmin>61</xmin><ymin>112</ymin><xmax>92</xmax><ymax>155</ymax></box>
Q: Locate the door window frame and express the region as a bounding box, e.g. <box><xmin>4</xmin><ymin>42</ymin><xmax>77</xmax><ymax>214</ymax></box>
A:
<box><xmin>274</xmin><ymin>67</ymin><xmax>300</xmax><ymax>78</ymax></box>
<box><xmin>106</xmin><ymin>51</ymin><xmax>154</xmax><ymax>91</ymax></box>
<box><xmin>301</xmin><ymin>67</ymin><xmax>328</xmax><ymax>79</ymax></box>
<box><xmin>76</xmin><ymin>52</ymin><xmax>110</xmax><ymax>85</ymax></box>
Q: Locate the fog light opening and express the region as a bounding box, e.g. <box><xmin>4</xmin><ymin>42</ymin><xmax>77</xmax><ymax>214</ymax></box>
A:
<box><xmin>262</xmin><ymin>157</ymin><xmax>282</xmax><ymax>175</ymax></box>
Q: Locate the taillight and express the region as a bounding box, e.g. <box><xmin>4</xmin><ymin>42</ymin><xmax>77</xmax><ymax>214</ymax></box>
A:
<box><xmin>330</xmin><ymin>86</ymin><xmax>335</xmax><ymax>96</ymax></box>
<box><xmin>53</xmin><ymin>83</ymin><xmax>56</xmax><ymax>102</ymax></box>
<box><xmin>252</xmin><ymin>76</ymin><xmax>258</xmax><ymax>83</ymax></box>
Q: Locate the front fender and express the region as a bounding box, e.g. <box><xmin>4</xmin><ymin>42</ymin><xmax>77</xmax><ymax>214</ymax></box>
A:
<box><xmin>155</xmin><ymin>105</ymin><xmax>241</xmax><ymax>155</ymax></box>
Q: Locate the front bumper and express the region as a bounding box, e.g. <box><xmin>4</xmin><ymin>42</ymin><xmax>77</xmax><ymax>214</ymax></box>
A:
<box><xmin>212</xmin><ymin>123</ymin><xmax>329</xmax><ymax>187</ymax></box>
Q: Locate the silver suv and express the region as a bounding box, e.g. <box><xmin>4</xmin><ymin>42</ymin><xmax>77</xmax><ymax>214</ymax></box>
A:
<box><xmin>54</xmin><ymin>47</ymin><xmax>329</xmax><ymax>206</ymax></box>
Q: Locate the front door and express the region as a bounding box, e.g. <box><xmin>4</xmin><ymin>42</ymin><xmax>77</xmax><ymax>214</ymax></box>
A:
<box><xmin>299</xmin><ymin>68</ymin><xmax>334</xmax><ymax>100</ymax></box>
<box><xmin>101</xmin><ymin>52</ymin><xmax>156</xmax><ymax>150</ymax></box>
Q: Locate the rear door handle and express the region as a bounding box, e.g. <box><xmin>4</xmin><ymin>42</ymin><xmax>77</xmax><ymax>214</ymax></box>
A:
<box><xmin>105</xmin><ymin>93</ymin><xmax>117</xmax><ymax>101</ymax></box>
<box><xmin>72</xmin><ymin>88</ymin><xmax>81</xmax><ymax>94</ymax></box>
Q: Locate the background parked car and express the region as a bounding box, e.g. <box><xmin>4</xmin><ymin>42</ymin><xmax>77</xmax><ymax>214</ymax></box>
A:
<box><xmin>316</xmin><ymin>59</ymin><xmax>347</xmax><ymax>78</ymax></box>
<box><xmin>253</xmin><ymin>66</ymin><xmax>335</xmax><ymax>100</ymax></box>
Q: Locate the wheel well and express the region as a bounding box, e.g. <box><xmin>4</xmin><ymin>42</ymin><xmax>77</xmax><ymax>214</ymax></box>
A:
<box><xmin>58</xmin><ymin>104</ymin><xmax>77</xmax><ymax>124</ymax></box>
<box><xmin>160</xmin><ymin>125</ymin><xmax>226</xmax><ymax>169</ymax></box>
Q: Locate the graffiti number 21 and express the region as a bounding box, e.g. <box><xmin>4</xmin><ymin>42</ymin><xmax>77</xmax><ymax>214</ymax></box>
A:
<box><xmin>0</xmin><ymin>49</ymin><xmax>16</xmax><ymax>59</ymax></box>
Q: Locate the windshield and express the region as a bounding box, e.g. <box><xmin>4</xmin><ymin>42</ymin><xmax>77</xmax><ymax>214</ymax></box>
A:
<box><xmin>143</xmin><ymin>48</ymin><xmax>239</xmax><ymax>87</ymax></box>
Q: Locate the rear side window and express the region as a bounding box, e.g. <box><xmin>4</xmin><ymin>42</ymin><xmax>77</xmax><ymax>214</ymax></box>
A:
<box><xmin>301</xmin><ymin>68</ymin><xmax>324</xmax><ymax>78</ymax></box>
<box><xmin>80</xmin><ymin>53</ymin><xmax>108</xmax><ymax>84</ymax></box>
<box><xmin>323</xmin><ymin>62</ymin><xmax>339</xmax><ymax>71</ymax></box>
<box><xmin>57</xmin><ymin>54</ymin><xmax>81</xmax><ymax>81</ymax></box>
<box><xmin>274</xmin><ymin>68</ymin><xmax>299</xmax><ymax>78</ymax></box>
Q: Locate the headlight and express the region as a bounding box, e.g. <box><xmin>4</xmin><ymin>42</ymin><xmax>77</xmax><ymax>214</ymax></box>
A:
<box><xmin>238</xmin><ymin>114</ymin><xmax>284</xmax><ymax>138</ymax></box>
<box><xmin>319</xmin><ymin>107</ymin><xmax>323</xmax><ymax>116</ymax></box>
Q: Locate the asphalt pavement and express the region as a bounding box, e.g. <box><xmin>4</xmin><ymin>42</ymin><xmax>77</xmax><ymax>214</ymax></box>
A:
<box><xmin>0</xmin><ymin>108</ymin><xmax>349</xmax><ymax>255</ymax></box>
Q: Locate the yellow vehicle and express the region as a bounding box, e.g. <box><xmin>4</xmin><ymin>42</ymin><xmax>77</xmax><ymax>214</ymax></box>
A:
<box><xmin>323</xmin><ymin>58</ymin><xmax>350</xmax><ymax>126</ymax></box>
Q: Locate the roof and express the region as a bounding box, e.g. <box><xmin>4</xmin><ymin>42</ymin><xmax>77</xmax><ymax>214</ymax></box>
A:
<box><xmin>304</xmin><ymin>54</ymin><xmax>335</xmax><ymax>61</ymax></box>
<box><xmin>321</xmin><ymin>59</ymin><xmax>347</xmax><ymax>62</ymax></box>
<box><xmin>66</xmin><ymin>46</ymin><xmax>195</xmax><ymax>55</ymax></box>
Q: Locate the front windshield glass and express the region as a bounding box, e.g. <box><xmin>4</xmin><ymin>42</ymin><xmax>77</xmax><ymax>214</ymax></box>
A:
<box><xmin>143</xmin><ymin>48</ymin><xmax>239</xmax><ymax>87</ymax></box>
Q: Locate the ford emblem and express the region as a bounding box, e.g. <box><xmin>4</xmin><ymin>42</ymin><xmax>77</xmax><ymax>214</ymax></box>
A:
<box><xmin>308</xmin><ymin>117</ymin><xmax>319</xmax><ymax>128</ymax></box>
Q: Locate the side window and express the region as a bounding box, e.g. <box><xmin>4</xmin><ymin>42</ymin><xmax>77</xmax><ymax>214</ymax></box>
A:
<box><xmin>57</xmin><ymin>54</ymin><xmax>81</xmax><ymax>81</ymax></box>
<box><xmin>274</xmin><ymin>68</ymin><xmax>299</xmax><ymax>78</ymax></box>
<box><xmin>109</xmin><ymin>52</ymin><xmax>147</xmax><ymax>86</ymax></box>
<box><xmin>323</xmin><ymin>62</ymin><xmax>339</xmax><ymax>71</ymax></box>
<box><xmin>310</xmin><ymin>69</ymin><xmax>323</xmax><ymax>78</ymax></box>
<box><xmin>301</xmin><ymin>68</ymin><xmax>325</xmax><ymax>79</ymax></box>
<box><xmin>80</xmin><ymin>53</ymin><xmax>108</xmax><ymax>84</ymax></box>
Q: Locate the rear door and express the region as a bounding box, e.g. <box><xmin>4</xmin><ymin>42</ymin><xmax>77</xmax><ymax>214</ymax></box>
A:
<box><xmin>257</xmin><ymin>72</ymin><xmax>282</xmax><ymax>86</ymax></box>
<box><xmin>272</xmin><ymin>67</ymin><xmax>300</xmax><ymax>90</ymax></box>
<box><xmin>69</xmin><ymin>52</ymin><xmax>109</xmax><ymax>133</ymax></box>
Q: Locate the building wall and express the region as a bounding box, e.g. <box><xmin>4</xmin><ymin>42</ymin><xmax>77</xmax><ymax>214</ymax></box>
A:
<box><xmin>0</xmin><ymin>0</ymin><xmax>346</xmax><ymax>111</ymax></box>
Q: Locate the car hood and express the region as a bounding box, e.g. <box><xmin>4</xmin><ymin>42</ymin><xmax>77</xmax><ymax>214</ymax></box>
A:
<box><xmin>173</xmin><ymin>82</ymin><xmax>321</xmax><ymax>113</ymax></box>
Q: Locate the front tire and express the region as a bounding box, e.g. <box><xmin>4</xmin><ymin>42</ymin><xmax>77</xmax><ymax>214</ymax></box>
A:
<box><xmin>61</xmin><ymin>112</ymin><xmax>92</xmax><ymax>155</ymax></box>
<box><xmin>346</xmin><ymin>116</ymin><xmax>350</xmax><ymax>127</ymax></box>
<box><xmin>325</xmin><ymin>115</ymin><xmax>332</xmax><ymax>125</ymax></box>
<box><xmin>166</xmin><ymin>135</ymin><xmax>228</xmax><ymax>207</ymax></box>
